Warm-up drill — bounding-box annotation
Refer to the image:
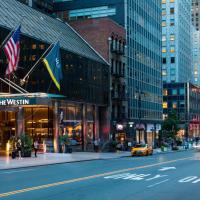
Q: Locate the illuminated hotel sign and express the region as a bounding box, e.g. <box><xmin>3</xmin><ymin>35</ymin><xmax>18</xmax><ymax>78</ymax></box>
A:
<box><xmin>0</xmin><ymin>98</ymin><xmax>31</xmax><ymax>106</ymax></box>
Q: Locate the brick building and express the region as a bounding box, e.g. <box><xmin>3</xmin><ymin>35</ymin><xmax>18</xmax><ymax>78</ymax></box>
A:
<box><xmin>70</xmin><ymin>17</ymin><xmax>128</xmax><ymax>141</ymax></box>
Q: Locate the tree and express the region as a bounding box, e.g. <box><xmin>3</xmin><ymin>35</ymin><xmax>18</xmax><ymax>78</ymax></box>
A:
<box><xmin>161</xmin><ymin>111</ymin><xmax>179</xmax><ymax>141</ymax></box>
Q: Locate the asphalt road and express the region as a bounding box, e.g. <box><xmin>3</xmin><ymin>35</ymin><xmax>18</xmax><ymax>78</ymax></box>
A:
<box><xmin>0</xmin><ymin>150</ymin><xmax>200</xmax><ymax>200</ymax></box>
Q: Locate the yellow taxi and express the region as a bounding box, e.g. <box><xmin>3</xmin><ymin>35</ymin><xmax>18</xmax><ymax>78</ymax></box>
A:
<box><xmin>131</xmin><ymin>144</ymin><xmax>153</xmax><ymax>156</ymax></box>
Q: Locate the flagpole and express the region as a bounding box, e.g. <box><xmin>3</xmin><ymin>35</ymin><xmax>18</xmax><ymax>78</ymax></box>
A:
<box><xmin>21</xmin><ymin>42</ymin><xmax>54</xmax><ymax>84</ymax></box>
<box><xmin>21</xmin><ymin>32</ymin><xmax>62</xmax><ymax>84</ymax></box>
<box><xmin>0</xmin><ymin>16</ymin><xmax>24</xmax><ymax>49</ymax></box>
<box><xmin>0</xmin><ymin>28</ymin><xmax>15</xmax><ymax>50</ymax></box>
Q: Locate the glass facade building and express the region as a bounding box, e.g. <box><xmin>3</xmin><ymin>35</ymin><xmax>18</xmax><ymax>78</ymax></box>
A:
<box><xmin>163</xmin><ymin>82</ymin><xmax>200</xmax><ymax>139</ymax></box>
<box><xmin>162</xmin><ymin>0</ymin><xmax>192</xmax><ymax>83</ymax></box>
<box><xmin>0</xmin><ymin>0</ymin><xmax>110</xmax><ymax>153</ymax></box>
<box><xmin>54</xmin><ymin>0</ymin><xmax>163</xmax><ymax>145</ymax></box>
<box><xmin>191</xmin><ymin>29</ymin><xmax>200</xmax><ymax>86</ymax></box>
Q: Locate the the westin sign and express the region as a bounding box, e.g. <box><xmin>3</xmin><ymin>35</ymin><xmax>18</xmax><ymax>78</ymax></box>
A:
<box><xmin>0</xmin><ymin>98</ymin><xmax>30</xmax><ymax>106</ymax></box>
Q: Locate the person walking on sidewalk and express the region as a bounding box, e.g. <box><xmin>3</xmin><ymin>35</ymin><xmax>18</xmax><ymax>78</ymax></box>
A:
<box><xmin>33</xmin><ymin>139</ymin><xmax>39</xmax><ymax>157</ymax></box>
<box><xmin>17</xmin><ymin>138</ymin><xmax>22</xmax><ymax>159</ymax></box>
<box><xmin>94</xmin><ymin>139</ymin><xmax>99</xmax><ymax>152</ymax></box>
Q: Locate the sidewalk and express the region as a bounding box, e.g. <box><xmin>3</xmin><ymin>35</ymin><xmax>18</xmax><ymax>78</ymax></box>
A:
<box><xmin>0</xmin><ymin>147</ymin><xmax>192</xmax><ymax>170</ymax></box>
<box><xmin>0</xmin><ymin>151</ymin><xmax>130</xmax><ymax>170</ymax></box>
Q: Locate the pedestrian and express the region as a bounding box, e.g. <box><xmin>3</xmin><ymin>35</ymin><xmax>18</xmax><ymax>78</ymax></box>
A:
<box><xmin>16</xmin><ymin>138</ymin><xmax>22</xmax><ymax>159</ymax></box>
<box><xmin>94</xmin><ymin>139</ymin><xmax>99</xmax><ymax>152</ymax></box>
<box><xmin>33</xmin><ymin>139</ymin><xmax>39</xmax><ymax>157</ymax></box>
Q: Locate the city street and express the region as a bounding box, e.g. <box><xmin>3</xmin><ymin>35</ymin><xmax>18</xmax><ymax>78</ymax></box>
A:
<box><xmin>0</xmin><ymin>150</ymin><xmax>199</xmax><ymax>200</ymax></box>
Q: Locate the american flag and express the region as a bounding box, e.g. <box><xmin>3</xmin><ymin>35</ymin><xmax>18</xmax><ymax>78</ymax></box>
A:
<box><xmin>4</xmin><ymin>26</ymin><xmax>21</xmax><ymax>75</ymax></box>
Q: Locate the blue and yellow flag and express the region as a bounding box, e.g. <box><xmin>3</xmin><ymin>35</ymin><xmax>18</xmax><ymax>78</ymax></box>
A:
<box><xmin>43</xmin><ymin>42</ymin><xmax>62</xmax><ymax>90</ymax></box>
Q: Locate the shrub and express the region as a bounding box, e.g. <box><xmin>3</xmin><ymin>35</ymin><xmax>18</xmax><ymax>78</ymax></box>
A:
<box><xmin>20</xmin><ymin>134</ymin><xmax>32</xmax><ymax>157</ymax></box>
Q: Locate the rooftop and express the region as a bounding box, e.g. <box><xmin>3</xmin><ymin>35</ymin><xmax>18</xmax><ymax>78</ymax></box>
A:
<box><xmin>0</xmin><ymin>0</ymin><xmax>108</xmax><ymax>65</ymax></box>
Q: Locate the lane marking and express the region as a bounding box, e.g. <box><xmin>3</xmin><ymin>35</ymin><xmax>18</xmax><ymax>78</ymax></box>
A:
<box><xmin>159</xmin><ymin>167</ymin><xmax>176</xmax><ymax>171</ymax></box>
<box><xmin>0</xmin><ymin>156</ymin><xmax>192</xmax><ymax>198</ymax></box>
<box><xmin>0</xmin><ymin>169</ymin><xmax>36</xmax><ymax>175</ymax></box>
<box><xmin>147</xmin><ymin>179</ymin><xmax>170</xmax><ymax>188</ymax></box>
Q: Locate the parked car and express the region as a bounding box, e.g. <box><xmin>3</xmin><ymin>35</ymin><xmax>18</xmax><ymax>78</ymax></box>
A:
<box><xmin>131</xmin><ymin>144</ymin><xmax>153</xmax><ymax>156</ymax></box>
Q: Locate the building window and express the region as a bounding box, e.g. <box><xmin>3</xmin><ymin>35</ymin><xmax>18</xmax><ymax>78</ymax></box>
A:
<box><xmin>180</xmin><ymin>101</ymin><xmax>185</xmax><ymax>107</ymax></box>
<box><xmin>162</xmin><ymin>57</ymin><xmax>166</xmax><ymax>64</ymax></box>
<box><xmin>162</xmin><ymin>21</ymin><xmax>166</xmax><ymax>27</ymax></box>
<box><xmin>170</xmin><ymin>69</ymin><xmax>175</xmax><ymax>75</ymax></box>
<box><xmin>170</xmin><ymin>19</ymin><xmax>175</xmax><ymax>26</ymax></box>
<box><xmin>69</xmin><ymin>6</ymin><xmax>116</xmax><ymax>20</ymax></box>
<box><xmin>32</xmin><ymin>55</ymin><xmax>36</xmax><ymax>61</ymax></box>
<box><xmin>172</xmin><ymin>89</ymin><xmax>177</xmax><ymax>95</ymax></box>
<box><xmin>39</xmin><ymin>44</ymin><xmax>45</xmax><ymax>50</ymax></box>
<box><xmin>162</xmin><ymin>0</ymin><xmax>166</xmax><ymax>3</ymax></box>
<box><xmin>162</xmin><ymin>47</ymin><xmax>166</xmax><ymax>53</ymax></box>
<box><xmin>162</xmin><ymin>9</ymin><xmax>166</xmax><ymax>16</ymax></box>
<box><xmin>162</xmin><ymin>35</ymin><xmax>166</xmax><ymax>42</ymax></box>
<box><xmin>179</xmin><ymin>88</ymin><xmax>185</xmax><ymax>95</ymax></box>
<box><xmin>172</xmin><ymin>102</ymin><xmax>177</xmax><ymax>109</ymax></box>
<box><xmin>195</xmin><ymin>78</ymin><xmax>198</xmax><ymax>82</ymax></box>
<box><xmin>163</xmin><ymin>102</ymin><xmax>168</xmax><ymax>109</ymax></box>
<box><xmin>162</xmin><ymin>69</ymin><xmax>167</xmax><ymax>76</ymax></box>
<box><xmin>194</xmin><ymin>70</ymin><xmax>198</xmax><ymax>75</ymax></box>
<box><xmin>163</xmin><ymin>89</ymin><xmax>168</xmax><ymax>96</ymax></box>
<box><xmin>170</xmin><ymin>46</ymin><xmax>175</xmax><ymax>53</ymax></box>
<box><xmin>170</xmin><ymin>0</ymin><xmax>175</xmax><ymax>2</ymax></box>
<box><xmin>170</xmin><ymin>8</ymin><xmax>174</xmax><ymax>15</ymax></box>
<box><xmin>171</xmin><ymin>57</ymin><xmax>175</xmax><ymax>63</ymax></box>
<box><xmin>32</xmin><ymin>44</ymin><xmax>36</xmax><ymax>49</ymax></box>
<box><xmin>170</xmin><ymin>34</ymin><xmax>175</xmax><ymax>41</ymax></box>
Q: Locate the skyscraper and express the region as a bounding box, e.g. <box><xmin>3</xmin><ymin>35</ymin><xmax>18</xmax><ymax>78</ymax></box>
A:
<box><xmin>192</xmin><ymin>0</ymin><xmax>200</xmax><ymax>30</ymax></box>
<box><xmin>162</xmin><ymin>0</ymin><xmax>192</xmax><ymax>83</ymax></box>
<box><xmin>54</xmin><ymin>0</ymin><xmax>162</xmax><ymax>145</ymax></box>
<box><xmin>191</xmin><ymin>28</ymin><xmax>200</xmax><ymax>85</ymax></box>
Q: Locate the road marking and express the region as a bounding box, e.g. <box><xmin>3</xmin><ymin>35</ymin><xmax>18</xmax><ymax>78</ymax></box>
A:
<box><xmin>179</xmin><ymin>176</ymin><xmax>198</xmax><ymax>183</ymax></box>
<box><xmin>0</xmin><ymin>169</ymin><xmax>36</xmax><ymax>175</ymax></box>
<box><xmin>159</xmin><ymin>167</ymin><xmax>176</xmax><ymax>171</ymax></box>
<box><xmin>0</xmin><ymin>156</ymin><xmax>192</xmax><ymax>198</ymax></box>
<box><xmin>146</xmin><ymin>174</ymin><xmax>168</xmax><ymax>181</ymax></box>
<box><xmin>147</xmin><ymin>179</ymin><xmax>170</xmax><ymax>188</ymax></box>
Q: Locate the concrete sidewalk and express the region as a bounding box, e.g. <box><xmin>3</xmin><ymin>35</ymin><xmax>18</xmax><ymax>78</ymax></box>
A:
<box><xmin>0</xmin><ymin>151</ymin><xmax>131</xmax><ymax>170</ymax></box>
<box><xmin>0</xmin><ymin>147</ymin><xmax>192</xmax><ymax>170</ymax></box>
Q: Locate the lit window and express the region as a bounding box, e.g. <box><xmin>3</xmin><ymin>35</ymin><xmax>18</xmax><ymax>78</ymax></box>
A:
<box><xmin>195</xmin><ymin>78</ymin><xmax>198</xmax><ymax>82</ymax></box>
<box><xmin>170</xmin><ymin>0</ymin><xmax>175</xmax><ymax>2</ymax></box>
<box><xmin>162</xmin><ymin>47</ymin><xmax>166</xmax><ymax>53</ymax></box>
<box><xmin>32</xmin><ymin>55</ymin><xmax>36</xmax><ymax>61</ymax></box>
<box><xmin>162</xmin><ymin>21</ymin><xmax>166</xmax><ymax>27</ymax></box>
<box><xmin>162</xmin><ymin>0</ymin><xmax>166</xmax><ymax>3</ymax></box>
<box><xmin>170</xmin><ymin>34</ymin><xmax>175</xmax><ymax>41</ymax></box>
<box><xmin>162</xmin><ymin>35</ymin><xmax>166</xmax><ymax>42</ymax></box>
<box><xmin>39</xmin><ymin>44</ymin><xmax>45</xmax><ymax>50</ymax></box>
<box><xmin>194</xmin><ymin>70</ymin><xmax>198</xmax><ymax>75</ymax></box>
<box><xmin>170</xmin><ymin>46</ymin><xmax>175</xmax><ymax>52</ymax></box>
<box><xmin>170</xmin><ymin>8</ymin><xmax>174</xmax><ymax>15</ymax></box>
<box><xmin>172</xmin><ymin>102</ymin><xmax>177</xmax><ymax>109</ymax></box>
<box><xmin>162</xmin><ymin>9</ymin><xmax>166</xmax><ymax>16</ymax></box>
<box><xmin>162</xmin><ymin>69</ymin><xmax>167</xmax><ymax>76</ymax></box>
<box><xmin>32</xmin><ymin>44</ymin><xmax>36</xmax><ymax>49</ymax></box>
<box><xmin>163</xmin><ymin>89</ymin><xmax>168</xmax><ymax>96</ymax></box>
<box><xmin>163</xmin><ymin>102</ymin><xmax>168</xmax><ymax>109</ymax></box>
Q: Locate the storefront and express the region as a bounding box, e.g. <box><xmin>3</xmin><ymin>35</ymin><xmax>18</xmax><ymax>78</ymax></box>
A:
<box><xmin>0</xmin><ymin>93</ymin><xmax>103</xmax><ymax>153</ymax></box>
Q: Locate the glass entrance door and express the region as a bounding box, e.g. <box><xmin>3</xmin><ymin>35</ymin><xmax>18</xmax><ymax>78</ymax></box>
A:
<box><xmin>0</xmin><ymin>111</ymin><xmax>16</xmax><ymax>151</ymax></box>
